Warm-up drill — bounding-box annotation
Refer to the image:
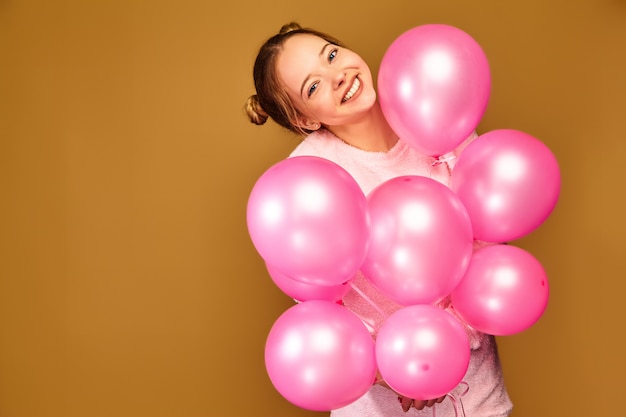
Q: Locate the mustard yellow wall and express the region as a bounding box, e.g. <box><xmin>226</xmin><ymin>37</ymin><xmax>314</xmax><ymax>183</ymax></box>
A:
<box><xmin>1</xmin><ymin>0</ymin><xmax>624</xmax><ymax>416</ymax></box>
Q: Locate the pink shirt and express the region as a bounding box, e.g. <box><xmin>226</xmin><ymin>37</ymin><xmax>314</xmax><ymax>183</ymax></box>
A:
<box><xmin>289</xmin><ymin>129</ymin><xmax>513</xmax><ymax>417</ymax></box>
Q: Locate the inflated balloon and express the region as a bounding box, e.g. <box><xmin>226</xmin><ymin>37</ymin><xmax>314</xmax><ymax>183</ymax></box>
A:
<box><xmin>361</xmin><ymin>176</ymin><xmax>473</xmax><ymax>305</ymax></box>
<box><xmin>265</xmin><ymin>300</ymin><xmax>376</xmax><ymax>411</ymax></box>
<box><xmin>247</xmin><ymin>156</ymin><xmax>370</xmax><ymax>286</ymax></box>
<box><xmin>376</xmin><ymin>304</ymin><xmax>470</xmax><ymax>400</ymax></box>
<box><xmin>266</xmin><ymin>263</ymin><xmax>352</xmax><ymax>302</ymax></box>
<box><xmin>450</xmin><ymin>129</ymin><xmax>561</xmax><ymax>242</ymax></box>
<box><xmin>450</xmin><ymin>244</ymin><xmax>549</xmax><ymax>336</ymax></box>
<box><xmin>378</xmin><ymin>24</ymin><xmax>491</xmax><ymax>156</ymax></box>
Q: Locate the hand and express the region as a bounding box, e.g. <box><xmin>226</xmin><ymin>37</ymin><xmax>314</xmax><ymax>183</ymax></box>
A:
<box><xmin>399</xmin><ymin>395</ymin><xmax>446</xmax><ymax>412</ymax></box>
<box><xmin>374</xmin><ymin>374</ymin><xmax>446</xmax><ymax>412</ymax></box>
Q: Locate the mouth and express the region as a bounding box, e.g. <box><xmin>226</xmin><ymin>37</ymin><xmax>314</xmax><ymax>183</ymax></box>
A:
<box><xmin>342</xmin><ymin>77</ymin><xmax>361</xmax><ymax>103</ymax></box>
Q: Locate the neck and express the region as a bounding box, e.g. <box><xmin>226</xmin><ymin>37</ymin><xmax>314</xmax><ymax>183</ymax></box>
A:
<box><xmin>328</xmin><ymin>102</ymin><xmax>398</xmax><ymax>152</ymax></box>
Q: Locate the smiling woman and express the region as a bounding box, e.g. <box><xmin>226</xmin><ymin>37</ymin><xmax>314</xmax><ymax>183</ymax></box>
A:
<box><xmin>246</xmin><ymin>23</ymin><xmax>395</xmax><ymax>152</ymax></box>
<box><xmin>245</xmin><ymin>22</ymin><xmax>347</xmax><ymax>136</ymax></box>
<box><xmin>274</xmin><ymin>34</ymin><xmax>377</xmax><ymax>133</ymax></box>
<box><xmin>244</xmin><ymin>22</ymin><xmax>513</xmax><ymax>417</ymax></box>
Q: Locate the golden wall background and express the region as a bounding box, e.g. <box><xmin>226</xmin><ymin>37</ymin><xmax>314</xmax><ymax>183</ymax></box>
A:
<box><xmin>1</xmin><ymin>0</ymin><xmax>625</xmax><ymax>416</ymax></box>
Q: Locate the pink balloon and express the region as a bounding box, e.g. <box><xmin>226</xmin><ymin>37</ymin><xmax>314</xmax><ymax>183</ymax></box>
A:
<box><xmin>378</xmin><ymin>24</ymin><xmax>491</xmax><ymax>156</ymax></box>
<box><xmin>450</xmin><ymin>244</ymin><xmax>549</xmax><ymax>336</ymax></box>
<box><xmin>265</xmin><ymin>300</ymin><xmax>376</xmax><ymax>411</ymax></box>
<box><xmin>376</xmin><ymin>304</ymin><xmax>470</xmax><ymax>400</ymax></box>
<box><xmin>361</xmin><ymin>176</ymin><xmax>473</xmax><ymax>305</ymax></box>
<box><xmin>266</xmin><ymin>263</ymin><xmax>352</xmax><ymax>302</ymax></box>
<box><xmin>450</xmin><ymin>129</ymin><xmax>561</xmax><ymax>242</ymax></box>
<box><xmin>247</xmin><ymin>156</ymin><xmax>370</xmax><ymax>286</ymax></box>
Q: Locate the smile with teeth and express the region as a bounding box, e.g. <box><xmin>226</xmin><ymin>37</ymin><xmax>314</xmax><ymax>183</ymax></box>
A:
<box><xmin>342</xmin><ymin>77</ymin><xmax>361</xmax><ymax>102</ymax></box>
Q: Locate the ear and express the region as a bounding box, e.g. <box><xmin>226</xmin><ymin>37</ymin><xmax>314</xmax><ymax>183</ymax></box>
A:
<box><xmin>296</xmin><ymin>118</ymin><xmax>321</xmax><ymax>131</ymax></box>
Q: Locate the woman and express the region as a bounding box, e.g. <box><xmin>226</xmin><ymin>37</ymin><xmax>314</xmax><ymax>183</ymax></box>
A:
<box><xmin>245</xmin><ymin>22</ymin><xmax>513</xmax><ymax>416</ymax></box>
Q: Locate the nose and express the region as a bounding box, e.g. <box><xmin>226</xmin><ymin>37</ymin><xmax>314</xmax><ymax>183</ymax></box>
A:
<box><xmin>332</xmin><ymin>70</ymin><xmax>346</xmax><ymax>90</ymax></box>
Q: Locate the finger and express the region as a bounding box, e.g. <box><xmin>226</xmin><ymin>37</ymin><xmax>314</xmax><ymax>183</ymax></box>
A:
<box><xmin>399</xmin><ymin>396</ymin><xmax>413</xmax><ymax>412</ymax></box>
<box><xmin>413</xmin><ymin>398</ymin><xmax>442</xmax><ymax>410</ymax></box>
<box><xmin>412</xmin><ymin>399</ymin><xmax>427</xmax><ymax>410</ymax></box>
<box><xmin>436</xmin><ymin>395</ymin><xmax>446</xmax><ymax>404</ymax></box>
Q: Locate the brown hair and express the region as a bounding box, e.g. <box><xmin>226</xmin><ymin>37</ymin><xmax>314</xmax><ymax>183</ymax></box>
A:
<box><xmin>244</xmin><ymin>22</ymin><xmax>346</xmax><ymax>135</ymax></box>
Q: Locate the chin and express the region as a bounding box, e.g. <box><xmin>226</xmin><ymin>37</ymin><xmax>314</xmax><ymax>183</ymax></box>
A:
<box><xmin>360</xmin><ymin>90</ymin><xmax>378</xmax><ymax>109</ymax></box>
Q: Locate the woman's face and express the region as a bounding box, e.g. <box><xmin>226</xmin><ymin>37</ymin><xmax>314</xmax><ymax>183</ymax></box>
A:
<box><xmin>276</xmin><ymin>34</ymin><xmax>377</xmax><ymax>130</ymax></box>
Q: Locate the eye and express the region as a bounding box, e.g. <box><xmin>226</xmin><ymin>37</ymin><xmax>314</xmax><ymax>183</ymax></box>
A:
<box><xmin>307</xmin><ymin>81</ymin><xmax>319</xmax><ymax>97</ymax></box>
<box><xmin>328</xmin><ymin>48</ymin><xmax>338</xmax><ymax>63</ymax></box>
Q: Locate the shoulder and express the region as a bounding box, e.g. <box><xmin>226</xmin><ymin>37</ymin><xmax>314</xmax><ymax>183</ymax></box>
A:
<box><xmin>288</xmin><ymin>129</ymin><xmax>342</xmax><ymax>159</ymax></box>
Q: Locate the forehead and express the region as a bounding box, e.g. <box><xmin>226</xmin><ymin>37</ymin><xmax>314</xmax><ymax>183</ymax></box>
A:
<box><xmin>277</xmin><ymin>34</ymin><xmax>328</xmax><ymax>86</ymax></box>
<box><xmin>281</xmin><ymin>33</ymin><xmax>327</xmax><ymax>58</ymax></box>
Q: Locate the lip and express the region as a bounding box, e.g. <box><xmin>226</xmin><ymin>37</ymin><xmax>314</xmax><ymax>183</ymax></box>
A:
<box><xmin>341</xmin><ymin>75</ymin><xmax>361</xmax><ymax>104</ymax></box>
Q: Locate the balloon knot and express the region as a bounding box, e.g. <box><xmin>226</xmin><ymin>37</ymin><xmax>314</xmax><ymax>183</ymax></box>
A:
<box><xmin>431</xmin><ymin>153</ymin><xmax>457</xmax><ymax>167</ymax></box>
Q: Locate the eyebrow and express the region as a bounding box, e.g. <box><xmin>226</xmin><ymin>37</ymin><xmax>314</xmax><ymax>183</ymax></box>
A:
<box><xmin>299</xmin><ymin>43</ymin><xmax>333</xmax><ymax>97</ymax></box>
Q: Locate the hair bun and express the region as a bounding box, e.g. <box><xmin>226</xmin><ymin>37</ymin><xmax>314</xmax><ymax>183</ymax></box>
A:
<box><xmin>245</xmin><ymin>94</ymin><xmax>269</xmax><ymax>125</ymax></box>
<box><xmin>279</xmin><ymin>22</ymin><xmax>302</xmax><ymax>35</ymax></box>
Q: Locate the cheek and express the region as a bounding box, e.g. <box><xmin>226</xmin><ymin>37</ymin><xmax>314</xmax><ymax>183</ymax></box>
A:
<box><xmin>303</xmin><ymin>104</ymin><xmax>328</xmax><ymax>121</ymax></box>
<box><xmin>284</xmin><ymin>91</ymin><xmax>312</xmax><ymax>119</ymax></box>
<box><xmin>305</xmin><ymin>93</ymin><xmax>335</xmax><ymax>117</ymax></box>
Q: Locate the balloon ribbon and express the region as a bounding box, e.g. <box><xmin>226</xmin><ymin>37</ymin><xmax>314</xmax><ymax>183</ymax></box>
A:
<box><xmin>433</xmin><ymin>381</ymin><xmax>469</xmax><ymax>417</ymax></box>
